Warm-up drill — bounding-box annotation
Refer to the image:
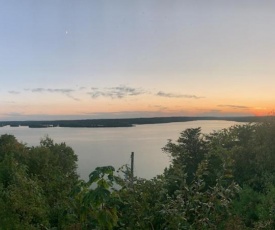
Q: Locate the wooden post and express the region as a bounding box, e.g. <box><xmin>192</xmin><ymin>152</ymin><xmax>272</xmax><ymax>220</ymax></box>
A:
<box><xmin>131</xmin><ymin>152</ymin><xmax>134</xmax><ymax>178</ymax></box>
<box><xmin>131</xmin><ymin>152</ymin><xmax>134</xmax><ymax>184</ymax></box>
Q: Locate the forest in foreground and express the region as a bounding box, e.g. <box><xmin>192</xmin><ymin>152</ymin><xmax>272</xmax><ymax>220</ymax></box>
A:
<box><xmin>1</xmin><ymin>118</ymin><xmax>275</xmax><ymax>229</ymax></box>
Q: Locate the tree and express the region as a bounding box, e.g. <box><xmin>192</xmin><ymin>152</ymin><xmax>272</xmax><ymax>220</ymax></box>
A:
<box><xmin>163</xmin><ymin>128</ymin><xmax>208</xmax><ymax>193</ymax></box>
<box><xmin>0</xmin><ymin>137</ymin><xmax>49</xmax><ymax>229</ymax></box>
<box><xmin>69</xmin><ymin>166</ymin><xmax>120</xmax><ymax>229</ymax></box>
<box><xmin>27</xmin><ymin>137</ymin><xmax>79</xmax><ymax>228</ymax></box>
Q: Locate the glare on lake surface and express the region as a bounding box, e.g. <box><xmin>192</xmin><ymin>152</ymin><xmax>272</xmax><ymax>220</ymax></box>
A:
<box><xmin>0</xmin><ymin>120</ymin><xmax>243</xmax><ymax>180</ymax></box>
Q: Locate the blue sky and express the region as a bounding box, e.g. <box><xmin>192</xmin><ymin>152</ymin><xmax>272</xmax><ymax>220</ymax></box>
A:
<box><xmin>1</xmin><ymin>1</ymin><xmax>275</xmax><ymax>120</ymax></box>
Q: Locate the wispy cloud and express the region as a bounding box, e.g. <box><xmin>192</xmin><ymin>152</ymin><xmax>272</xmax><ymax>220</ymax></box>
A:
<box><xmin>198</xmin><ymin>109</ymin><xmax>253</xmax><ymax>117</ymax></box>
<box><xmin>13</xmin><ymin>85</ymin><xmax>203</xmax><ymax>103</ymax></box>
<box><xmin>156</xmin><ymin>91</ymin><xmax>203</xmax><ymax>99</ymax></box>
<box><xmin>8</xmin><ymin>90</ymin><xmax>20</xmax><ymax>95</ymax></box>
<box><xmin>25</xmin><ymin>88</ymin><xmax>80</xmax><ymax>101</ymax></box>
<box><xmin>66</xmin><ymin>94</ymin><xmax>80</xmax><ymax>101</ymax></box>
<box><xmin>26</xmin><ymin>88</ymin><xmax>75</xmax><ymax>94</ymax></box>
<box><xmin>218</xmin><ymin>104</ymin><xmax>250</xmax><ymax>109</ymax></box>
<box><xmin>80</xmin><ymin>110</ymin><xmax>190</xmax><ymax>119</ymax></box>
<box><xmin>79</xmin><ymin>87</ymin><xmax>87</xmax><ymax>90</ymax></box>
<box><xmin>2</xmin><ymin>112</ymin><xmax>25</xmax><ymax>117</ymax></box>
<box><xmin>149</xmin><ymin>105</ymin><xmax>168</xmax><ymax>110</ymax></box>
<box><xmin>2</xmin><ymin>101</ymin><xmax>16</xmax><ymax>104</ymax></box>
<box><xmin>88</xmin><ymin>85</ymin><xmax>146</xmax><ymax>99</ymax></box>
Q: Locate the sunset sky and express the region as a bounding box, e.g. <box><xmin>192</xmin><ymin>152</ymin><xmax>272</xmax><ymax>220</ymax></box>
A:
<box><xmin>1</xmin><ymin>0</ymin><xmax>275</xmax><ymax>120</ymax></box>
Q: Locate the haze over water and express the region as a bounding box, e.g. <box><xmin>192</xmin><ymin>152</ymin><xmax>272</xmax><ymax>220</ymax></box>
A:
<box><xmin>0</xmin><ymin>120</ymin><xmax>242</xmax><ymax>180</ymax></box>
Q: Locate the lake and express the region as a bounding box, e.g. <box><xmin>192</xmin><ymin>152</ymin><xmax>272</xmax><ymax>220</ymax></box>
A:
<box><xmin>0</xmin><ymin>120</ymin><xmax>242</xmax><ymax>180</ymax></box>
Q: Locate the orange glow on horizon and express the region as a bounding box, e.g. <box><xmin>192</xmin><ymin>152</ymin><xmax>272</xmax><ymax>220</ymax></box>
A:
<box><xmin>252</xmin><ymin>109</ymin><xmax>275</xmax><ymax>117</ymax></box>
<box><xmin>2</xmin><ymin>93</ymin><xmax>274</xmax><ymax>119</ymax></box>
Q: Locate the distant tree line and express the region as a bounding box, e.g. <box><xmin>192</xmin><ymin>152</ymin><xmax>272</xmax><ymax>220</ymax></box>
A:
<box><xmin>0</xmin><ymin>116</ymin><xmax>267</xmax><ymax>128</ymax></box>
<box><xmin>1</xmin><ymin>117</ymin><xmax>275</xmax><ymax>229</ymax></box>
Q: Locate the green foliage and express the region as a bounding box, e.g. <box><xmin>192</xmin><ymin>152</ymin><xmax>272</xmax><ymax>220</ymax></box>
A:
<box><xmin>68</xmin><ymin>166</ymin><xmax>120</xmax><ymax>230</ymax></box>
<box><xmin>0</xmin><ymin>118</ymin><xmax>275</xmax><ymax>229</ymax></box>
<box><xmin>0</xmin><ymin>135</ymin><xmax>78</xmax><ymax>229</ymax></box>
<box><xmin>116</xmin><ymin>173</ymin><xmax>167</xmax><ymax>229</ymax></box>
<box><xmin>210</xmin><ymin>118</ymin><xmax>275</xmax><ymax>228</ymax></box>
<box><xmin>160</xmin><ymin>152</ymin><xmax>239</xmax><ymax>229</ymax></box>
<box><xmin>163</xmin><ymin>128</ymin><xmax>207</xmax><ymax>188</ymax></box>
<box><xmin>230</xmin><ymin>184</ymin><xmax>275</xmax><ymax>229</ymax></box>
<box><xmin>0</xmin><ymin>149</ymin><xmax>49</xmax><ymax>229</ymax></box>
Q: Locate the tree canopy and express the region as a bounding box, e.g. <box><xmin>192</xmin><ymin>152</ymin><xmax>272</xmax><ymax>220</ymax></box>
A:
<box><xmin>1</xmin><ymin>118</ymin><xmax>275</xmax><ymax>229</ymax></box>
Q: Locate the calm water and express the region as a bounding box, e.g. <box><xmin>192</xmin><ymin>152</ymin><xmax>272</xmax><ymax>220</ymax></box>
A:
<box><xmin>0</xmin><ymin>120</ymin><xmax>242</xmax><ymax>180</ymax></box>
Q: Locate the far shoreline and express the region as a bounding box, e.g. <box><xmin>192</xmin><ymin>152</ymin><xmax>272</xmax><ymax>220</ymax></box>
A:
<box><xmin>0</xmin><ymin>116</ymin><xmax>268</xmax><ymax>129</ymax></box>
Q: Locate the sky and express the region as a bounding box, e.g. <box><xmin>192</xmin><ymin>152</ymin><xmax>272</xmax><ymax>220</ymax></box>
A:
<box><xmin>1</xmin><ymin>0</ymin><xmax>275</xmax><ymax>121</ymax></box>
